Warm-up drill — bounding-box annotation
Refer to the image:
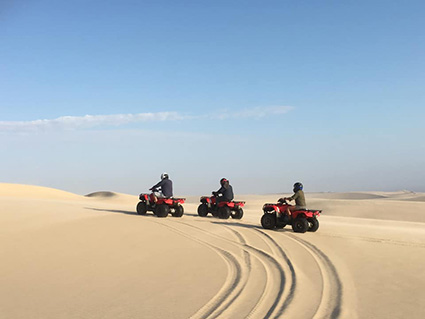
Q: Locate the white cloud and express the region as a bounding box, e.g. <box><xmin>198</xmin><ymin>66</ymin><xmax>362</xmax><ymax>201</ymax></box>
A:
<box><xmin>0</xmin><ymin>106</ymin><xmax>294</xmax><ymax>132</ymax></box>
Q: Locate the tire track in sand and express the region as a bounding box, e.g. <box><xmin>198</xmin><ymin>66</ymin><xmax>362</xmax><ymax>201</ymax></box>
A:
<box><xmin>285</xmin><ymin>233</ymin><xmax>343</xmax><ymax>319</ymax></box>
<box><xmin>202</xmin><ymin>222</ymin><xmax>344</xmax><ymax>319</ymax></box>
<box><xmin>142</xmin><ymin>216</ymin><xmax>345</xmax><ymax>319</ymax></box>
<box><xmin>144</xmin><ymin>218</ymin><xmax>249</xmax><ymax>319</ymax></box>
<box><xmin>173</xmin><ymin>220</ymin><xmax>255</xmax><ymax>319</ymax></box>
<box><xmin>174</xmin><ymin>220</ymin><xmax>295</xmax><ymax>319</ymax></box>
<box><xmin>252</xmin><ymin>228</ymin><xmax>297</xmax><ymax>318</ymax></box>
<box><xmin>222</xmin><ymin>225</ymin><xmax>284</xmax><ymax>319</ymax></box>
<box><xmin>222</xmin><ymin>226</ymin><xmax>297</xmax><ymax>319</ymax></box>
<box><xmin>224</xmin><ymin>226</ymin><xmax>252</xmax><ymax>270</ymax></box>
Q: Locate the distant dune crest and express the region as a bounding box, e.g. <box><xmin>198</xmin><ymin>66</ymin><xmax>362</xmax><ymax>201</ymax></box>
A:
<box><xmin>310</xmin><ymin>192</ymin><xmax>387</xmax><ymax>200</ymax></box>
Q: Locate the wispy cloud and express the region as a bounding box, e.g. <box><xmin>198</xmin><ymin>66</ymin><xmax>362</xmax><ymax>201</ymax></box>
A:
<box><xmin>0</xmin><ymin>106</ymin><xmax>294</xmax><ymax>132</ymax></box>
<box><xmin>0</xmin><ymin>112</ymin><xmax>186</xmax><ymax>132</ymax></box>
<box><xmin>211</xmin><ymin>106</ymin><xmax>294</xmax><ymax>120</ymax></box>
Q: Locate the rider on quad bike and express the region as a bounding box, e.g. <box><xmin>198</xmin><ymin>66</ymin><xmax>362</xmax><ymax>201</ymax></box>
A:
<box><xmin>261</xmin><ymin>182</ymin><xmax>321</xmax><ymax>232</ymax></box>
<box><xmin>280</xmin><ymin>182</ymin><xmax>306</xmax><ymax>217</ymax></box>
<box><xmin>212</xmin><ymin>178</ymin><xmax>234</xmax><ymax>203</ymax></box>
<box><xmin>137</xmin><ymin>172</ymin><xmax>184</xmax><ymax>218</ymax></box>
<box><xmin>198</xmin><ymin>178</ymin><xmax>244</xmax><ymax>219</ymax></box>
<box><xmin>149</xmin><ymin>172</ymin><xmax>173</xmax><ymax>203</ymax></box>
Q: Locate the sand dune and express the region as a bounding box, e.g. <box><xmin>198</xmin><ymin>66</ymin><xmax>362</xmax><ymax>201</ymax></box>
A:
<box><xmin>401</xmin><ymin>195</ymin><xmax>425</xmax><ymax>202</ymax></box>
<box><xmin>307</xmin><ymin>191</ymin><xmax>425</xmax><ymax>201</ymax></box>
<box><xmin>308</xmin><ymin>192</ymin><xmax>388</xmax><ymax>200</ymax></box>
<box><xmin>0</xmin><ymin>183</ymin><xmax>81</xmax><ymax>199</ymax></box>
<box><xmin>1</xmin><ymin>184</ymin><xmax>425</xmax><ymax>318</ymax></box>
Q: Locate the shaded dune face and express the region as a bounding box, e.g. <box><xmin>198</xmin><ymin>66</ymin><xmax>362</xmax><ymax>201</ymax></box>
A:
<box><xmin>403</xmin><ymin>195</ymin><xmax>425</xmax><ymax>202</ymax></box>
<box><xmin>85</xmin><ymin>191</ymin><xmax>118</xmax><ymax>198</ymax></box>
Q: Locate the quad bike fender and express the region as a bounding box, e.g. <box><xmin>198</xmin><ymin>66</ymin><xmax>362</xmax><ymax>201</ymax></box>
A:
<box><xmin>293</xmin><ymin>212</ymin><xmax>307</xmax><ymax>219</ymax></box>
<box><xmin>200</xmin><ymin>196</ymin><xmax>212</xmax><ymax>207</ymax></box>
<box><xmin>217</xmin><ymin>201</ymin><xmax>232</xmax><ymax>208</ymax></box>
<box><xmin>233</xmin><ymin>201</ymin><xmax>245</xmax><ymax>207</ymax></box>
<box><xmin>293</xmin><ymin>209</ymin><xmax>321</xmax><ymax>218</ymax></box>
<box><xmin>263</xmin><ymin>204</ymin><xmax>281</xmax><ymax>214</ymax></box>
<box><xmin>139</xmin><ymin>193</ymin><xmax>149</xmax><ymax>201</ymax></box>
<box><xmin>139</xmin><ymin>194</ymin><xmax>152</xmax><ymax>206</ymax></box>
<box><xmin>158</xmin><ymin>198</ymin><xmax>186</xmax><ymax>205</ymax></box>
<box><xmin>217</xmin><ymin>201</ymin><xmax>246</xmax><ymax>209</ymax></box>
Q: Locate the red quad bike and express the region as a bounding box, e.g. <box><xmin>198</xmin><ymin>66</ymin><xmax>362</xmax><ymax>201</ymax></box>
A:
<box><xmin>136</xmin><ymin>193</ymin><xmax>185</xmax><ymax>218</ymax></box>
<box><xmin>197</xmin><ymin>196</ymin><xmax>245</xmax><ymax>219</ymax></box>
<box><xmin>260</xmin><ymin>199</ymin><xmax>321</xmax><ymax>233</ymax></box>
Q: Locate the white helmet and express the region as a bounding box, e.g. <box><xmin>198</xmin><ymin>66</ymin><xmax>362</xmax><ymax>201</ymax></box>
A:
<box><xmin>161</xmin><ymin>172</ymin><xmax>168</xmax><ymax>180</ymax></box>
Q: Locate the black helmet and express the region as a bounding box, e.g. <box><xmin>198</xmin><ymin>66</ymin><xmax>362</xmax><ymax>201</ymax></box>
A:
<box><xmin>161</xmin><ymin>172</ymin><xmax>169</xmax><ymax>180</ymax></box>
<box><xmin>293</xmin><ymin>182</ymin><xmax>303</xmax><ymax>192</ymax></box>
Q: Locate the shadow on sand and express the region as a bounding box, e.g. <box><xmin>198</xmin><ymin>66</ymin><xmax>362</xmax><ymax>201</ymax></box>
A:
<box><xmin>85</xmin><ymin>207</ymin><xmax>157</xmax><ymax>217</ymax></box>
<box><xmin>84</xmin><ymin>207</ymin><xmax>289</xmax><ymax>232</ymax></box>
<box><xmin>183</xmin><ymin>212</ymin><xmax>199</xmax><ymax>217</ymax></box>
<box><xmin>211</xmin><ymin>220</ymin><xmax>291</xmax><ymax>232</ymax></box>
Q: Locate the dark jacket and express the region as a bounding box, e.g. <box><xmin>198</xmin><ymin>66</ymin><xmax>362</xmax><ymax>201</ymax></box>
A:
<box><xmin>214</xmin><ymin>184</ymin><xmax>234</xmax><ymax>202</ymax></box>
<box><xmin>150</xmin><ymin>178</ymin><xmax>173</xmax><ymax>198</ymax></box>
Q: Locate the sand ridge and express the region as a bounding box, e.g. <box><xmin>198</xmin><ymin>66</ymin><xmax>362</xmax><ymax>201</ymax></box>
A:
<box><xmin>0</xmin><ymin>183</ymin><xmax>81</xmax><ymax>200</ymax></box>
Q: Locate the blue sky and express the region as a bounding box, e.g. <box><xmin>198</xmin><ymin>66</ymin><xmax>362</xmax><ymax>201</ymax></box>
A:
<box><xmin>1</xmin><ymin>0</ymin><xmax>424</xmax><ymax>195</ymax></box>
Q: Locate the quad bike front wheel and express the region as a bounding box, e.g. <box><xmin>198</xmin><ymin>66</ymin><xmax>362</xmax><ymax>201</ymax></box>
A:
<box><xmin>136</xmin><ymin>202</ymin><xmax>147</xmax><ymax>215</ymax></box>
<box><xmin>218</xmin><ymin>206</ymin><xmax>231</xmax><ymax>219</ymax></box>
<box><xmin>172</xmin><ymin>204</ymin><xmax>184</xmax><ymax>217</ymax></box>
<box><xmin>261</xmin><ymin>213</ymin><xmax>276</xmax><ymax>229</ymax></box>
<box><xmin>197</xmin><ymin>204</ymin><xmax>208</xmax><ymax>217</ymax></box>
<box><xmin>292</xmin><ymin>217</ymin><xmax>309</xmax><ymax>233</ymax></box>
<box><xmin>308</xmin><ymin>218</ymin><xmax>319</xmax><ymax>232</ymax></box>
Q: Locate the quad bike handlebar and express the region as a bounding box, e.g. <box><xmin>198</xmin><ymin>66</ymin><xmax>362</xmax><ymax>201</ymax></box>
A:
<box><xmin>278</xmin><ymin>198</ymin><xmax>288</xmax><ymax>205</ymax></box>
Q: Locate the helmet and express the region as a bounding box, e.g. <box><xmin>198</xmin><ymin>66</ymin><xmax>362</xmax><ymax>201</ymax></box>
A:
<box><xmin>293</xmin><ymin>182</ymin><xmax>303</xmax><ymax>192</ymax></box>
<box><xmin>161</xmin><ymin>172</ymin><xmax>169</xmax><ymax>180</ymax></box>
<box><xmin>220</xmin><ymin>178</ymin><xmax>228</xmax><ymax>186</ymax></box>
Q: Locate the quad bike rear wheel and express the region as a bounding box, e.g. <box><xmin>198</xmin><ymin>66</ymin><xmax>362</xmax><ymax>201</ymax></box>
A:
<box><xmin>155</xmin><ymin>204</ymin><xmax>170</xmax><ymax>218</ymax></box>
<box><xmin>136</xmin><ymin>202</ymin><xmax>147</xmax><ymax>215</ymax></box>
<box><xmin>232</xmin><ymin>207</ymin><xmax>244</xmax><ymax>219</ymax></box>
<box><xmin>172</xmin><ymin>204</ymin><xmax>184</xmax><ymax>217</ymax></box>
<box><xmin>261</xmin><ymin>213</ymin><xmax>276</xmax><ymax>229</ymax></box>
<box><xmin>218</xmin><ymin>206</ymin><xmax>231</xmax><ymax>219</ymax></box>
<box><xmin>308</xmin><ymin>218</ymin><xmax>319</xmax><ymax>232</ymax></box>
<box><xmin>197</xmin><ymin>204</ymin><xmax>208</xmax><ymax>217</ymax></box>
<box><xmin>292</xmin><ymin>217</ymin><xmax>309</xmax><ymax>233</ymax></box>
